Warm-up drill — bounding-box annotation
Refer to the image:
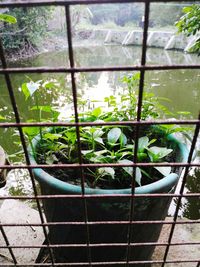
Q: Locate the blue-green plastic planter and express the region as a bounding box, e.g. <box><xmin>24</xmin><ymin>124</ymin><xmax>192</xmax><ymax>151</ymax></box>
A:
<box><xmin>29</xmin><ymin>134</ymin><xmax>188</xmax><ymax>266</ymax></box>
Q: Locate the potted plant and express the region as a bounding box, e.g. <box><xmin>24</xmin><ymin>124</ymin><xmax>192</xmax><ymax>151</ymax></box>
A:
<box><xmin>22</xmin><ymin>74</ymin><xmax>188</xmax><ymax>265</ymax></box>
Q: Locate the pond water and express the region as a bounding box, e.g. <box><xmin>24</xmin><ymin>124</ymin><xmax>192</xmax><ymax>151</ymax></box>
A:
<box><xmin>0</xmin><ymin>45</ymin><xmax>199</xmax><ymax>219</ymax></box>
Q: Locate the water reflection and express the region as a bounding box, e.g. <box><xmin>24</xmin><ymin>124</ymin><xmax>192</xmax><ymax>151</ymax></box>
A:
<box><xmin>183</xmin><ymin>168</ymin><xmax>200</xmax><ymax>219</ymax></box>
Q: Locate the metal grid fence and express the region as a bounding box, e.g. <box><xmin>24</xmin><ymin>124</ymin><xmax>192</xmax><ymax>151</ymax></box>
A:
<box><xmin>0</xmin><ymin>0</ymin><xmax>200</xmax><ymax>266</ymax></box>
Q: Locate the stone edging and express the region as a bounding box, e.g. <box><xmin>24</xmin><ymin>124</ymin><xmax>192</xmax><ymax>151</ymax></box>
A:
<box><xmin>76</xmin><ymin>29</ymin><xmax>200</xmax><ymax>52</ymax></box>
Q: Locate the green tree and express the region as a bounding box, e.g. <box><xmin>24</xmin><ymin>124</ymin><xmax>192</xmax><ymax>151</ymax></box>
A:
<box><xmin>175</xmin><ymin>4</ymin><xmax>200</xmax><ymax>55</ymax></box>
<box><xmin>0</xmin><ymin>7</ymin><xmax>53</xmax><ymax>54</ymax></box>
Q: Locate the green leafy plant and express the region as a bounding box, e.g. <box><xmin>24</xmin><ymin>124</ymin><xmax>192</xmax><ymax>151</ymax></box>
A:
<box><xmin>22</xmin><ymin>73</ymin><xmax>188</xmax><ymax>189</ymax></box>
<box><xmin>0</xmin><ymin>14</ymin><xmax>17</xmax><ymax>24</ymax></box>
<box><xmin>0</xmin><ymin>7</ymin><xmax>53</xmax><ymax>54</ymax></box>
<box><xmin>175</xmin><ymin>4</ymin><xmax>200</xmax><ymax>55</ymax></box>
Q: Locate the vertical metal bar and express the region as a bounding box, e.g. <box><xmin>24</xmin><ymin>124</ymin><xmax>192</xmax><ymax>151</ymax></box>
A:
<box><xmin>0</xmin><ymin>225</ymin><xmax>17</xmax><ymax>265</ymax></box>
<box><xmin>126</xmin><ymin>1</ymin><xmax>150</xmax><ymax>265</ymax></box>
<box><xmin>161</xmin><ymin>113</ymin><xmax>200</xmax><ymax>267</ymax></box>
<box><xmin>65</xmin><ymin>4</ymin><xmax>92</xmax><ymax>265</ymax></box>
<box><xmin>0</xmin><ymin>38</ymin><xmax>55</xmax><ymax>266</ymax></box>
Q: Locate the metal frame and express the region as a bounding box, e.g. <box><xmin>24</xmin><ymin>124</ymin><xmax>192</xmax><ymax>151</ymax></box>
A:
<box><xmin>0</xmin><ymin>0</ymin><xmax>200</xmax><ymax>266</ymax></box>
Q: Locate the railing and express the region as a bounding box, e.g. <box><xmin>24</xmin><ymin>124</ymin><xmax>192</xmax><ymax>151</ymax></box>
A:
<box><xmin>0</xmin><ymin>0</ymin><xmax>199</xmax><ymax>266</ymax></box>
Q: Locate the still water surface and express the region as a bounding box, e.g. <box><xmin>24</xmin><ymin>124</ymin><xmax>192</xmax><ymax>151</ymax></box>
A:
<box><xmin>0</xmin><ymin>46</ymin><xmax>199</xmax><ymax>218</ymax></box>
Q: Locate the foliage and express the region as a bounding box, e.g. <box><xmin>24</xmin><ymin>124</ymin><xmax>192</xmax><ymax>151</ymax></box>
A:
<box><xmin>175</xmin><ymin>4</ymin><xmax>200</xmax><ymax>55</ymax></box>
<box><xmin>21</xmin><ymin>73</ymin><xmax>186</xmax><ymax>189</ymax></box>
<box><xmin>0</xmin><ymin>14</ymin><xmax>17</xmax><ymax>24</ymax></box>
<box><xmin>0</xmin><ymin>7</ymin><xmax>53</xmax><ymax>53</ymax></box>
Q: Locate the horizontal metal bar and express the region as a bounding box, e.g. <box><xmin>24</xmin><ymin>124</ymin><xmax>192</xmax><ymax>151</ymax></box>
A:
<box><xmin>0</xmin><ymin>193</ymin><xmax>200</xmax><ymax>200</ymax></box>
<box><xmin>1</xmin><ymin>259</ymin><xmax>199</xmax><ymax>266</ymax></box>
<box><xmin>0</xmin><ymin>241</ymin><xmax>199</xmax><ymax>249</ymax></box>
<box><xmin>0</xmin><ymin>162</ymin><xmax>200</xmax><ymax>170</ymax></box>
<box><xmin>1</xmin><ymin>220</ymin><xmax>200</xmax><ymax>227</ymax></box>
<box><xmin>0</xmin><ymin>0</ymin><xmax>196</xmax><ymax>8</ymax></box>
<box><xmin>0</xmin><ymin>65</ymin><xmax>200</xmax><ymax>74</ymax></box>
<box><xmin>0</xmin><ymin>120</ymin><xmax>199</xmax><ymax>128</ymax></box>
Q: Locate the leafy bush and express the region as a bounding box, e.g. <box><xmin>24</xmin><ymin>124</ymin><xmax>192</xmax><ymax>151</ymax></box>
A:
<box><xmin>175</xmin><ymin>4</ymin><xmax>200</xmax><ymax>55</ymax></box>
<box><xmin>0</xmin><ymin>7</ymin><xmax>53</xmax><ymax>53</ymax></box>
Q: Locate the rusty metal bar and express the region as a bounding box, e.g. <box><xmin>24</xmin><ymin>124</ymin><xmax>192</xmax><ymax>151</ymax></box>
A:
<box><xmin>0</xmin><ymin>36</ymin><xmax>55</xmax><ymax>266</ymax></box>
<box><xmin>0</xmin><ymin>193</ymin><xmax>200</xmax><ymax>200</ymax></box>
<box><xmin>0</xmin><ymin>162</ymin><xmax>200</xmax><ymax>170</ymax></box>
<box><xmin>1</xmin><ymin>220</ymin><xmax>200</xmax><ymax>227</ymax></box>
<box><xmin>0</xmin><ymin>0</ymin><xmax>199</xmax><ymax>266</ymax></box>
<box><xmin>0</xmin><ymin>241</ymin><xmax>200</xmax><ymax>249</ymax></box>
<box><xmin>126</xmin><ymin>1</ymin><xmax>150</xmax><ymax>265</ymax></box>
<box><xmin>0</xmin><ymin>0</ymin><xmax>196</xmax><ymax>8</ymax></box>
<box><xmin>0</xmin><ymin>65</ymin><xmax>200</xmax><ymax>74</ymax></box>
<box><xmin>0</xmin><ymin>119</ymin><xmax>199</xmax><ymax>127</ymax></box>
<box><xmin>0</xmin><ymin>259</ymin><xmax>200</xmax><ymax>266</ymax></box>
<box><xmin>65</xmin><ymin>4</ymin><xmax>92</xmax><ymax>265</ymax></box>
<box><xmin>0</xmin><ymin>225</ymin><xmax>17</xmax><ymax>264</ymax></box>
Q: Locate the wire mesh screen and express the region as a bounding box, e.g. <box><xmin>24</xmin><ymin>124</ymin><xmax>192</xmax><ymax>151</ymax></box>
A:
<box><xmin>0</xmin><ymin>0</ymin><xmax>200</xmax><ymax>266</ymax></box>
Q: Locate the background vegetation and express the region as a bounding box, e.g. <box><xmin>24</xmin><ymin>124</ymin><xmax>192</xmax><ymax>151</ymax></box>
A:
<box><xmin>0</xmin><ymin>7</ymin><xmax>53</xmax><ymax>54</ymax></box>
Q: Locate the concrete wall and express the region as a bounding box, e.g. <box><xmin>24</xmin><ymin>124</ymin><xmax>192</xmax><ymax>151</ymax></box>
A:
<box><xmin>76</xmin><ymin>29</ymin><xmax>199</xmax><ymax>52</ymax></box>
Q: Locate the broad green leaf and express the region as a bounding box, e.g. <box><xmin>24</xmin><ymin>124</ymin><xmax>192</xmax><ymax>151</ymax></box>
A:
<box><xmin>119</xmin><ymin>132</ymin><xmax>127</xmax><ymax>146</ymax></box>
<box><xmin>154</xmin><ymin>165</ymin><xmax>171</xmax><ymax>176</ymax></box>
<box><xmin>22</xmin><ymin>127</ymin><xmax>40</xmax><ymax>139</ymax></box>
<box><xmin>0</xmin><ymin>115</ymin><xmax>6</xmax><ymax>120</ymax></box>
<box><xmin>119</xmin><ymin>159</ymin><xmax>133</xmax><ymax>176</ymax></box>
<box><xmin>21</xmin><ymin>83</ymin><xmax>30</xmax><ymax>100</ymax></box>
<box><xmin>94</xmin><ymin>137</ymin><xmax>104</xmax><ymax>145</ymax></box>
<box><xmin>107</xmin><ymin>128</ymin><xmax>122</xmax><ymax>144</ymax></box>
<box><xmin>93</xmin><ymin>129</ymin><xmax>104</xmax><ymax>138</ymax></box>
<box><xmin>148</xmin><ymin>146</ymin><xmax>173</xmax><ymax>161</ymax></box>
<box><xmin>21</xmin><ymin>81</ymin><xmax>40</xmax><ymax>100</ymax></box>
<box><xmin>136</xmin><ymin>167</ymin><xmax>142</xmax><ymax>186</ymax></box>
<box><xmin>148</xmin><ymin>138</ymin><xmax>157</xmax><ymax>146</ymax></box>
<box><xmin>183</xmin><ymin>6</ymin><xmax>192</xmax><ymax>13</ymax></box>
<box><xmin>137</xmin><ymin>152</ymin><xmax>148</xmax><ymax>161</ymax></box>
<box><xmin>119</xmin><ymin>159</ymin><xmax>142</xmax><ymax>186</ymax></box>
<box><xmin>0</xmin><ymin>14</ymin><xmax>17</xmax><ymax>24</ymax></box>
<box><xmin>26</xmin><ymin>81</ymin><xmax>40</xmax><ymax>96</ymax></box>
<box><xmin>94</xmin><ymin>150</ymin><xmax>108</xmax><ymax>156</ymax></box>
<box><xmin>90</xmin><ymin>156</ymin><xmax>106</xmax><ymax>163</ymax></box>
<box><xmin>43</xmin><ymin>133</ymin><xmax>62</xmax><ymax>141</ymax></box>
<box><xmin>64</xmin><ymin>131</ymin><xmax>77</xmax><ymax>144</ymax></box>
<box><xmin>138</xmin><ymin>136</ymin><xmax>149</xmax><ymax>152</ymax></box>
<box><xmin>92</xmin><ymin>107</ymin><xmax>102</xmax><ymax>118</ymax></box>
<box><xmin>81</xmin><ymin>150</ymin><xmax>93</xmax><ymax>155</ymax></box>
<box><xmin>98</xmin><ymin>167</ymin><xmax>115</xmax><ymax>179</ymax></box>
<box><xmin>118</xmin><ymin>151</ymin><xmax>133</xmax><ymax>158</ymax></box>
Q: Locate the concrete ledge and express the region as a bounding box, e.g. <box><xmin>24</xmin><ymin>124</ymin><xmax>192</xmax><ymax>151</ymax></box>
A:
<box><xmin>76</xmin><ymin>29</ymin><xmax>198</xmax><ymax>52</ymax></box>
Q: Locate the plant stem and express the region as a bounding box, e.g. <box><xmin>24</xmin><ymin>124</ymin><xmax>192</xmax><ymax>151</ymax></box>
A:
<box><xmin>35</xmin><ymin>93</ymin><xmax>43</xmax><ymax>141</ymax></box>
